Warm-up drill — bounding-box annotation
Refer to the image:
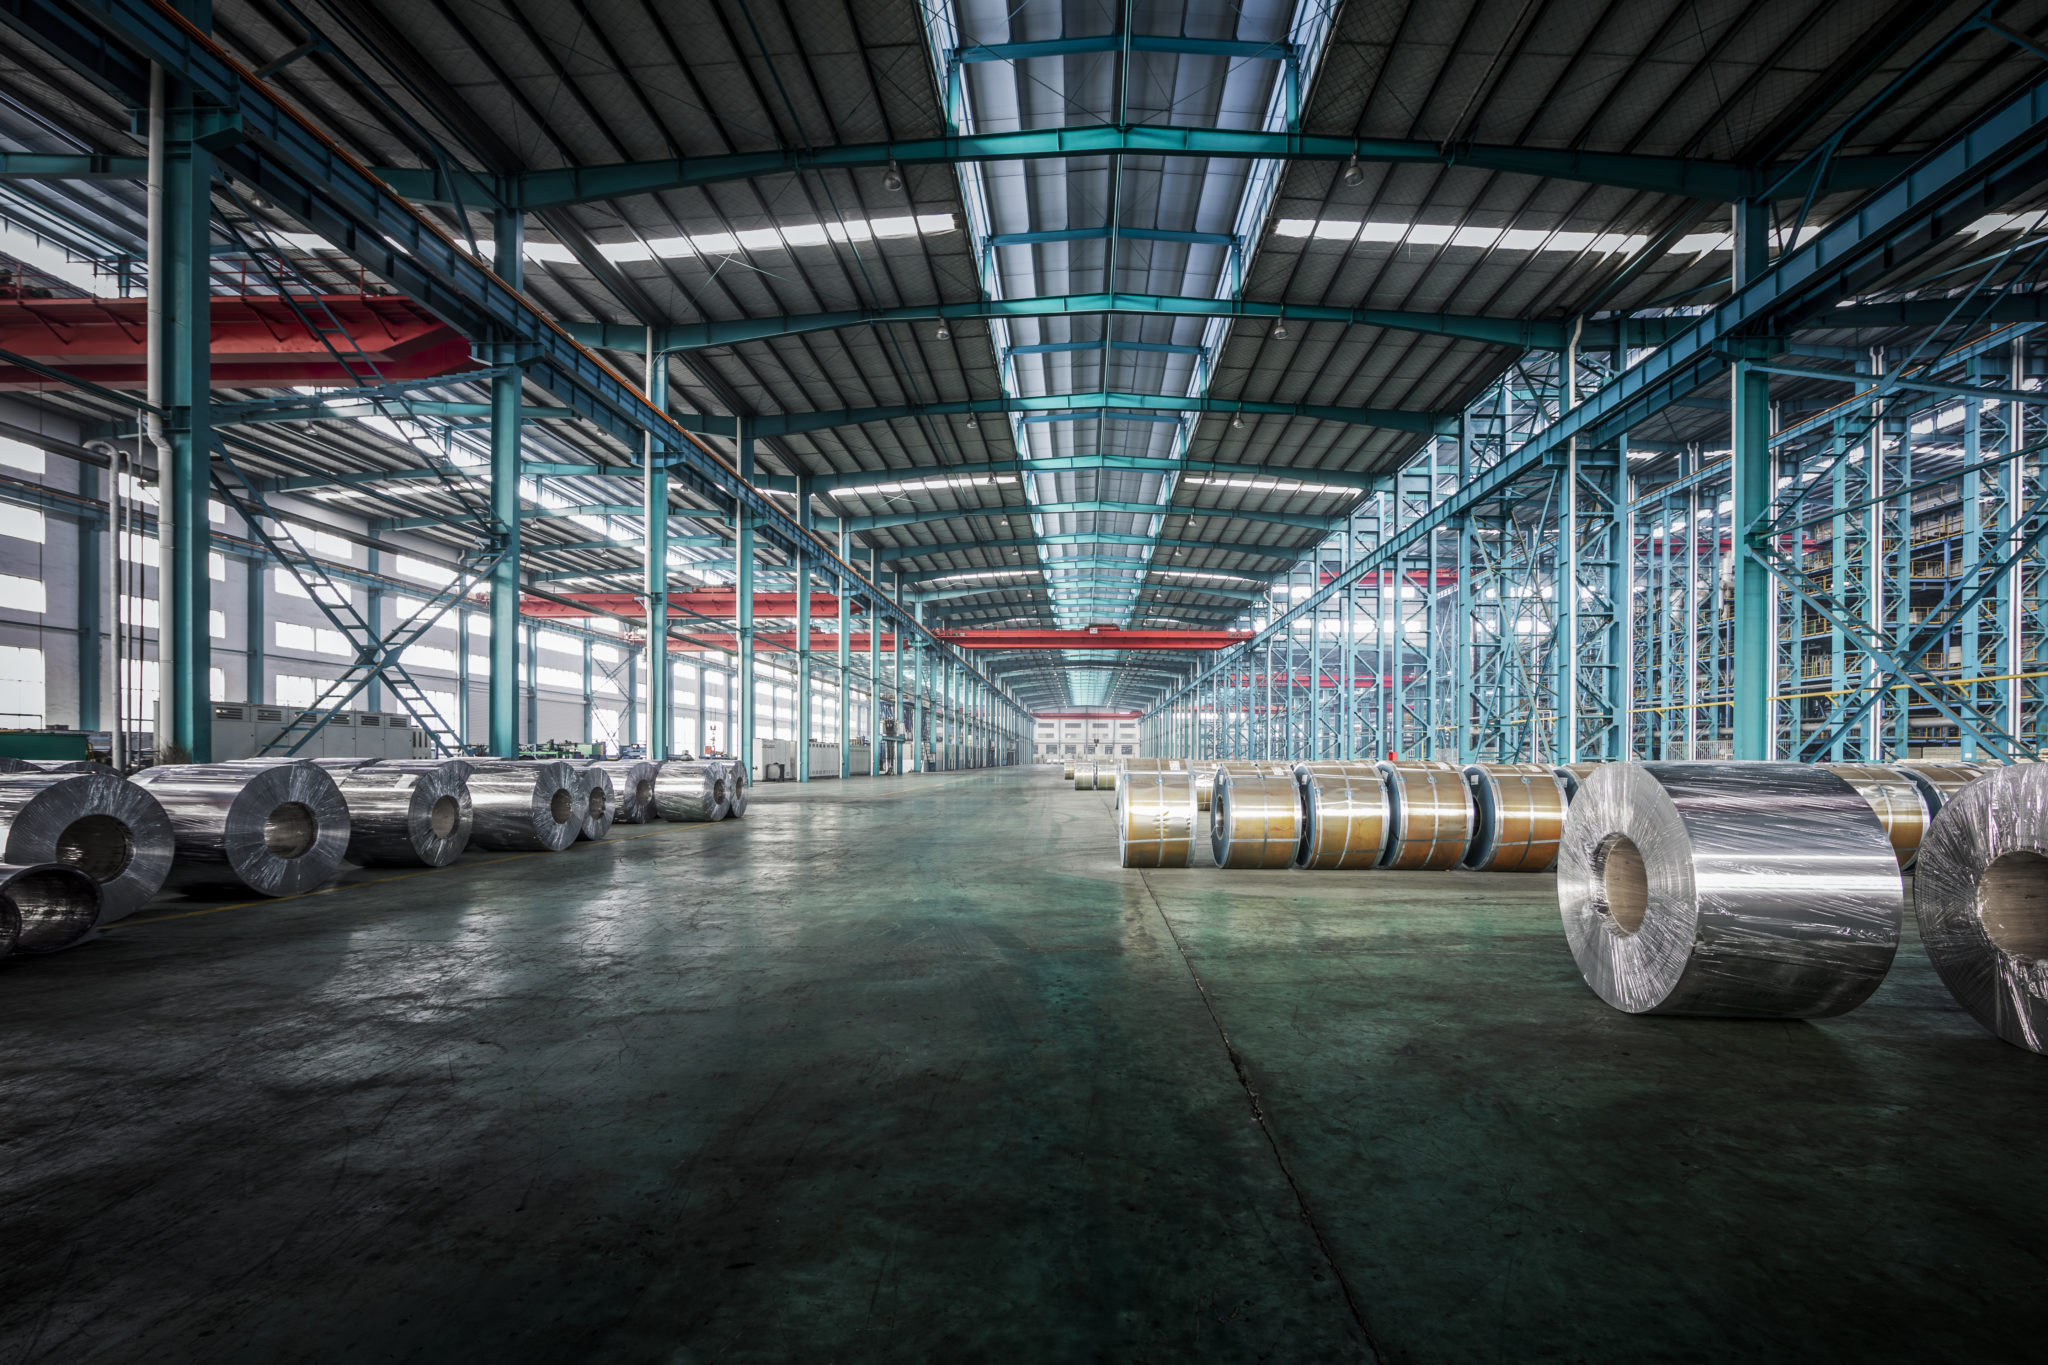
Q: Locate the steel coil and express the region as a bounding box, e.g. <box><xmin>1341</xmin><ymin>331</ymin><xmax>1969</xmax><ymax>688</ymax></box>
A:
<box><xmin>1824</xmin><ymin>763</ymin><xmax>1931</xmax><ymax>868</ymax></box>
<box><xmin>338</xmin><ymin>766</ymin><xmax>472</xmax><ymax>867</ymax></box>
<box><xmin>1376</xmin><ymin>761</ymin><xmax>1474</xmax><ymax>870</ymax></box>
<box><xmin>1897</xmin><ymin>760</ymin><xmax>1997</xmax><ymax>818</ymax></box>
<box><xmin>1117</xmin><ymin>766</ymin><xmax>1196</xmax><ymax>868</ymax></box>
<box><xmin>18</xmin><ymin>759</ymin><xmax>99</xmax><ymax>773</ymax></box>
<box><xmin>711</xmin><ymin>759</ymin><xmax>748</xmax><ymax>817</ymax></box>
<box><xmin>130</xmin><ymin>762</ymin><xmax>353</xmax><ymax>897</ymax></box>
<box><xmin>1294</xmin><ymin>765</ymin><xmax>1390</xmax><ymax>870</ymax></box>
<box><xmin>574</xmin><ymin>765</ymin><xmax>617</xmax><ymax>840</ymax></box>
<box><xmin>1558</xmin><ymin>762</ymin><xmax>1902</xmax><ymax>1017</ymax></box>
<box><xmin>1552</xmin><ymin>762</ymin><xmax>1601</xmax><ymax>802</ymax></box>
<box><xmin>0</xmin><ymin>769</ymin><xmax>174</xmax><ymax>922</ymax></box>
<box><xmin>1461</xmin><ymin>762</ymin><xmax>1570</xmax><ymax>872</ymax></box>
<box><xmin>1210</xmin><ymin>767</ymin><xmax>1302</xmax><ymax>869</ymax></box>
<box><xmin>464</xmin><ymin>761</ymin><xmax>583</xmax><ymax>852</ymax></box>
<box><xmin>654</xmin><ymin>760</ymin><xmax>731</xmax><ymax>822</ymax></box>
<box><xmin>1913</xmin><ymin>762</ymin><xmax>2048</xmax><ymax>1052</ymax></box>
<box><xmin>376</xmin><ymin>757</ymin><xmax>478</xmax><ymax>785</ymax></box>
<box><xmin>1063</xmin><ymin>758</ymin><xmax>1076</xmax><ymax>781</ymax></box>
<box><xmin>1074</xmin><ymin>761</ymin><xmax>1095</xmax><ymax>792</ymax></box>
<box><xmin>0</xmin><ymin>862</ymin><xmax>101</xmax><ymax>954</ymax></box>
<box><xmin>592</xmin><ymin>760</ymin><xmax>659</xmax><ymax>824</ymax></box>
<box><xmin>0</xmin><ymin>758</ymin><xmax>28</xmax><ymax>774</ymax></box>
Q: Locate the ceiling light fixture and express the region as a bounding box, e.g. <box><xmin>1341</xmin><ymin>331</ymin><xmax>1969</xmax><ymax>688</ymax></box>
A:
<box><xmin>935</xmin><ymin>322</ymin><xmax>950</xmax><ymax>340</ymax></box>
<box><xmin>1342</xmin><ymin>154</ymin><xmax>1365</xmax><ymax>188</ymax></box>
<box><xmin>1232</xmin><ymin>414</ymin><xmax>1244</xmax><ymax>429</ymax></box>
<box><xmin>965</xmin><ymin>412</ymin><xmax>977</xmax><ymax>428</ymax></box>
<box><xmin>882</xmin><ymin>161</ymin><xmax>904</xmax><ymax>192</ymax></box>
<box><xmin>1271</xmin><ymin>319</ymin><xmax>1288</xmax><ymax>341</ymax></box>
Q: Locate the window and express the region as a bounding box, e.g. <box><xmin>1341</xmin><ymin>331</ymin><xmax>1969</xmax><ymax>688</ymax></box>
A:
<box><xmin>0</xmin><ymin>435</ymin><xmax>45</xmax><ymax>474</ymax></box>
<box><xmin>283</xmin><ymin>521</ymin><xmax>355</xmax><ymax>559</ymax></box>
<box><xmin>276</xmin><ymin>621</ymin><xmax>345</xmax><ymax>656</ymax></box>
<box><xmin>537</xmin><ymin>630</ymin><xmax>583</xmax><ymax>657</ymax></box>
<box><xmin>0</xmin><ymin>644</ymin><xmax>44</xmax><ymax>725</ymax></box>
<box><xmin>209</xmin><ymin>610</ymin><xmax>226</xmax><ymax>640</ymax></box>
<box><xmin>210</xmin><ymin>666</ymin><xmax>227</xmax><ymax>702</ymax></box>
<box><xmin>591</xmin><ymin>642</ymin><xmax>622</xmax><ymax>665</ymax></box>
<box><xmin>210</xmin><ymin>552</ymin><xmax>226</xmax><ymax>581</ymax></box>
<box><xmin>0</xmin><ymin>505</ymin><xmax>44</xmax><ymax>543</ymax></box>
<box><xmin>121</xmin><ymin>657</ymin><xmax>158</xmax><ymax>722</ymax></box>
<box><xmin>704</xmin><ymin>719</ymin><xmax>724</xmax><ymax>753</ymax></box>
<box><xmin>395</xmin><ymin>556</ymin><xmax>455</xmax><ymax>586</ymax></box>
<box><xmin>537</xmin><ymin>665</ymin><xmax>581</xmax><ymax>690</ymax></box>
<box><xmin>593</xmin><ymin>673</ymin><xmax>623</xmax><ymax>696</ymax></box>
<box><xmin>403</xmin><ymin>644</ymin><xmax>458</xmax><ymax>673</ymax></box>
<box><xmin>0</xmin><ymin>573</ymin><xmax>46</xmax><ymax>615</ymax></box>
<box><xmin>591</xmin><ymin>707</ymin><xmax>623</xmax><ymax>747</ymax></box>
<box><xmin>673</xmin><ymin>662</ymin><xmax>698</xmax><ymax>684</ymax></box>
<box><xmin>272</xmin><ymin>569</ymin><xmax>349</xmax><ymax>607</ymax></box>
<box><xmin>121</xmin><ymin>595</ymin><xmax>158</xmax><ymax>629</ymax></box>
<box><xmin>467</xmin><ymin>612</ymin><xmax>489</xmax><ymax>636</ymax></box>
<box><xmin>274</xmin><ymin>674</ymin><xmax>320</xmax><ymax>709</ymax></box>
<box><xmin>467</xmin><ymin>653</ymin><xmax>489</xmax><ymax>675</ymax></box>
<box><xmin>419</xmin><ymin>690</ymin><xmax>459</xmax><ymax>729</ymax></box>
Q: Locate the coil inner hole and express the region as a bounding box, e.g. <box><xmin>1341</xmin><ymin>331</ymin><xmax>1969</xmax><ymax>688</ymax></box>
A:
<box><xmin>1977</xmin><ymin>849</ymin><xmax>2048</xmax><ymax>958</ymax></box>
<box><xmin>57</xmin><ymin>814</ymin><xmax>134</xmax><ymax>882</ymax></box>
<box><xmin>263</xmin><ymin>803</ymin><xmax>318</xmax><ymax>860</ymax></box>
<box><xmin>428</xmin><ymin>795</ymin><xmax>460</xmax><ymax>839</ymax></box>
<box><xmin>548</xmin><ymin>789</ymin><xmax>573</xmax><ymax>825</ymax></box>
<box><xmin>587</xmin><ymin>787</ymin><xmax>608</xmax><ymax>820</ymax></box>
<box><xmin>1592</xmin><ymin>833</ymin><xmax>1649</xmax><ymax>936</ymax></box>
<box><xmin>635</xmin><ymin>779</ymin><xmax>654</xmax><ymax>806</ymax></box>
<box><xmin>712</xmin><ymin>778</ymin><xmax>728</xmax><ymax>805</ymax></box>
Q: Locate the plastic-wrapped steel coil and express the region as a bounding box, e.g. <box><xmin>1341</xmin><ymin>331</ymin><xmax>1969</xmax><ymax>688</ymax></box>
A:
<box><xmin>1294</xmin><ymin>766</ymin><xmax>1390</xmax><ymax>870</ymax></box>
<box><xmin>575</xmin><ymin>766</ymin><xmax>617</xmax><ymax>840</ymax></box>
<box><xmin>376</xmin><ymin>757</ymin><xmax>478</xmax><ymax>785</ymax></box>
<box><xmin>592</xmin><ymin>760</ymin><xmax>659</xmax><ymax>824</ymax></box>
<box><xmin>1210</xmin><ymin>767</ymin><xmax>1302</xmax><ymax>869</ymax></box>
<box><xmin>712</xmin><ymin>759</ymin><xmax>748</xmax><ymax>818</ymax></box>
<box><xmin>0</xmin><ymin>861</ymin><xmax>101</xmax><ymax>954</ymax></box>
<box><xmin>1824</xmin><ymin>763</ymin><xmax>1931</xmax><ymax>868</ymax></box>
<box><xmin>130</xmin><ymin>762</ymin><xmax>353</xmax><ymax>897</ymax></box>
<box><xmin>654</xmin><ymin>760</ymin><xmax>731</xmax><ymax>822</ymax></box>
<box><xmin>18</xmin><ymin>759</ymin><xmax>99</xmax><ymax>773</ymax></box>
<box><xmin>1377</xmin><ymin>761</ymin><xmax>1475</xmax><ymax>870</ymax></box>
<box><xmin>1117</xmin><ymin>767</ymin><xmax>1196</xmax><ymax>868</ymax></box>
<box><xmin>1897</xmin><ymin>761</ymin><xmax>1997</xmax><ymax>818</ymax></box>
<box><xmin>0</xmin><ymin>758</ymin><xmax>28</xmax><ymax>774</ymax></box>
<box><xmin>465</xmin><ymin>761</ymin><xmax>583</xmax><ymax>852</ymax></box>
<box><xmin>1913</xmin><ymin>762</ymin><xmax>2048</xmax><ymax>1052</ymax></box>
<box><xmin>0</xmin><ymin>769</ymin><xmax>175</xmax><ymax>922</ymax></box>
<box><xmin>1558</xmin><ymin>762</ymin><xmax>1902</xmax><ymax>1017</ymax></box>
<box><xmin>338</xmin><ymin>766</ymin><xmax>472</xmax><ymax>867</ymax></box>
<box><xmin>1461</xmin><ymin>762</ymin><xmax>1570</xmax><ymax>872</ymax></box>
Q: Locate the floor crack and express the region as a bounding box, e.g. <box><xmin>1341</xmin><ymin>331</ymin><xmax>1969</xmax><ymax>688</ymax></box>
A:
<box><xmin>1138</xmin><ymin>868</ymin><xmax>1385</xmax><ymax>1363</ymax></box>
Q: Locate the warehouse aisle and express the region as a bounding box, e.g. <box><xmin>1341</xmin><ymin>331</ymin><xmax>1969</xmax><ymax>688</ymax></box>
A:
<box><xmin>0</xmin><ymin>769</ymin><xmax>1365</xmax><ymax>1362</ymax></box>
<box><xmin>1</xmin><ymin>767</ymin><xmax>2042</xmax><ymax>1363</ymax></box>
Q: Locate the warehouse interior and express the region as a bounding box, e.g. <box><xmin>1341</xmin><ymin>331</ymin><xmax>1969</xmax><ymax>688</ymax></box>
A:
<box><xmin>2</xmin><ymin>0</ymin><xmax>2047</xmax><ymax>1358</ymax></box>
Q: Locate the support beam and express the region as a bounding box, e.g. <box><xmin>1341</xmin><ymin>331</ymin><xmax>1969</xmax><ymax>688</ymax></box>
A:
<box><xmin>487</xmin><ymin>211</ymin><xmax>523</xmax><ymax>758</ymax></box>
<box><xmin>368</xmin><ymin>126</ymin><xmax>1912</xmax><ymax>212</ymax></box>
<box><xmin>566</xmin><ymin>294</ymin><xmax>1561</xmax><ymax>353</ymax></box>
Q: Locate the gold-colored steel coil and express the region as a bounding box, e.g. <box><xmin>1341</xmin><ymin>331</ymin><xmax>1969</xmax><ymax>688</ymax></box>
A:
<box><xmin>1117</xmin><ymin>768</ymin><xmax>1196</xmax><ymax>868</ymax></box>
<box><xmin>1063</xmin><ymin>758</ymin><xmax>1075</xmax><ymax>781</ymax></box>
<box><xmin>1460</xmin><ymin>762</ymin><xmax>1569</xmax><ymax>872</ymax></box>
<box><xmin>1095</xmin><ymin>766</ymin><xmax>1119</xmax><ymax>792</ymax></box>
<box><xmin>1825</xmin><ymin>763</ymin><xmax>1931</xmax><ymax>868</ymax></box>
<box><xmin>1197</xmin><ymin>760</ymin><xmax>1298</xmax><ymax>812</ymax></box>
<box><xmin>1377</xmin><ymin>760</ymin><xmax>1475</xmax><ymax>869</ymax></box>
<box><xmin>1551</xmin><ymin>761</ymin><xmax>1602</xmax><ymax>801</ymax></box>
<box><xmin>1295</xmin><ymin>766</ymin><xmax>1390</xmax><ymax>869</ymax></box>
<box><xmin>1209</xmin><ymin>767</ymin><xmax>1302</xmax><ymax>868</ymax></box>
<box><xmin>1120</xmin><ymin>757</ymin><xmax>1186</xmax><ymax>774</ymax></box>
<box><xmin>1896</xmin><ymin>760</ymin><xmax>1996</xmax><ymax>817</ymax></box>
<box><xmin>1074</xmin><ymin>761</ymin><xmax>1095</xmax><ymax>791</ymax></box>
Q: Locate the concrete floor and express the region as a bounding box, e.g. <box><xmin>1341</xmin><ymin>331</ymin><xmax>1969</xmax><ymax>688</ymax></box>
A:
<box><xmin>0</xmin><ymin>768</ymin><xmax>2040</xmax><ymax>1362</ymax></box>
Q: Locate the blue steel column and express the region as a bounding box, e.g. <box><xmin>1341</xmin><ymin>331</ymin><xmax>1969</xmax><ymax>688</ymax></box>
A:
<box><xmin>77</xmin><ymin>464</ymin><xmax>101</xmax><ymax>729</ymax></box>
<box><xmin>795</xmin><ymin>476</ymin><xmax>812</xmax><ymax>781</ymax></box>
<box><xmin>838</xmin><ymin>526</ymin><xmax>852</xmax><ymax>777</ymax></box>
<box><xmin>1731</xmin><ymin>198</ymin><xmax>1774</xmax><ymax>760</ymax></box>
<box><xmin>1455</xmin><ymin>415</ymin><xmax>1475</xmax><ymax>761</ymax></box>
<box><xmin>644</xmin><ymin>343</ymin><xmax>671</xmax><ymax>759</ymax></box>
<box><xmin>735</xmin><ymin>424</ymin><xmax>756</xmax><ymax>775</ymax></box>
<box><xmin>867</xmin><ymin>547</ymin><xmax>882</xmax><ymax>775</ymax></box>
<box><xmin>487</xmin><ymin>210</ymin><xmax>524</xmax><ymax>757</ymax></box>
<box><xmin>156</xmin><ymin>20</ymin><xmax>215</xmax><ymax>759</ymax></box>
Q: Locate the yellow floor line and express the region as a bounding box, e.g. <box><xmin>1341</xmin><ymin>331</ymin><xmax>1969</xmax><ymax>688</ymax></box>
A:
<box><xmin>113</xmin><ymin>819</ymin><xmax>720</xmax><ymax>928</ymax></box>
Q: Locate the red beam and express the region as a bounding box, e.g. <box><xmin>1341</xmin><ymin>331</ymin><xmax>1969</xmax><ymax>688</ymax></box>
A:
<box><xmin>668</xmin><ymin>632</ymin><xmax>898</xmax><ymax>653</ymax></box>
<box><xmin>0</xmin><ymin>294</ymin><xmax>477</xmax><ymax>389</ymax></box>
<box><xmin>936</xmin><ymin>626</ymin><xmax>1250</xmax><ymax>650</ymax></box>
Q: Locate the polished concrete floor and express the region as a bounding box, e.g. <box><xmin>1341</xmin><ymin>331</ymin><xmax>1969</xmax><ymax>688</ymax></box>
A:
<box><xmin>0</xmin><ymin>768</ymin><xmax>2041</xmax><ymax>1362</ymax></box>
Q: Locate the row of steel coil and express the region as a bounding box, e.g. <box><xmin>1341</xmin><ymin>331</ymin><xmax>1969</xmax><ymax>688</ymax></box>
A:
<box><xmin>1082</xmin><ymin>754</ymin><xmax>2048</xmax><ymax>1055</ymax></box>
<box><xmin>0</xmin><ymin>754</ymin><xmax>747</xmax><ymax>962</ymax></box>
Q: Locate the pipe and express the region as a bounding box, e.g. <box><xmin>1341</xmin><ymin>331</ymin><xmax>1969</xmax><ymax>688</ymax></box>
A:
<box><xmin>145</xmin><ymin>62</ymin><xmax>176</xmax><ymax>756</ymax></box>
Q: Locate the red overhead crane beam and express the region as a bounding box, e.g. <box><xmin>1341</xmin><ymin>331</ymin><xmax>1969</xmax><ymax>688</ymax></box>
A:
<box><xmin>523</xmin><ymin>591</ymin><xmax>850</xmax><ymax>619</ymax></box>
<box><xmin>935</xmin><ymin>626</ymin><xmax>1250</xmax><ymax>650</ymax></box>
<box><xmin>669</xmin><ymin>631</ymin><xmax>899</xmax><ymax>653</ymax></box>
<box><xmin>0</xmin><ymin>294</ymin><xmax>478</xmax><ymax>388</ymax></box>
